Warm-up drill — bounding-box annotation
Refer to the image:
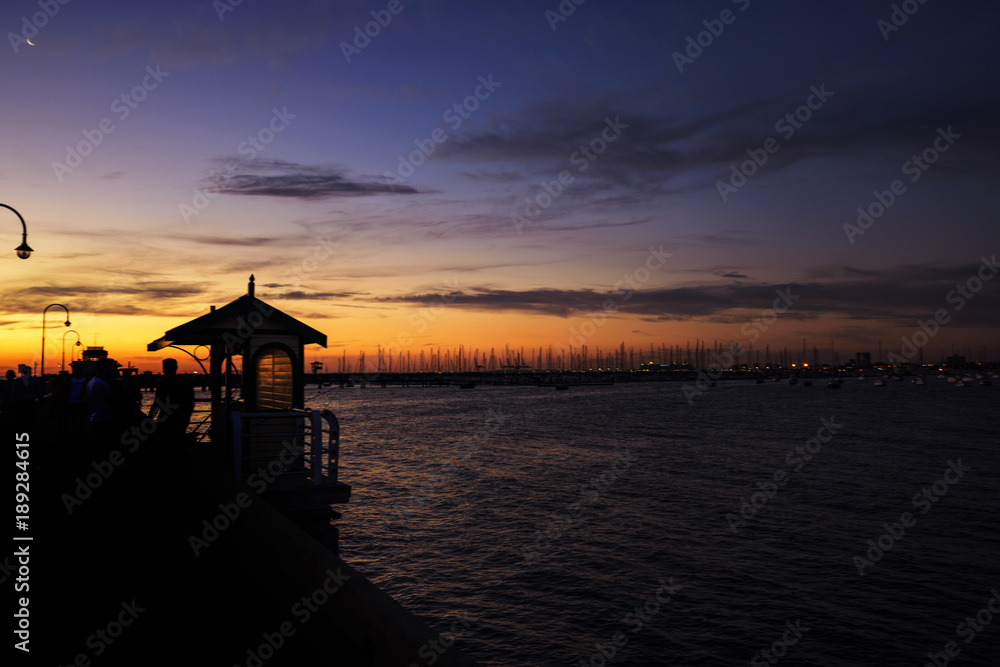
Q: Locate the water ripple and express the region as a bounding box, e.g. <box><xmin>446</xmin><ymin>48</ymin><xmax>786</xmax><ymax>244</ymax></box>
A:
<box><xmin>308</xmin><ymin>379</ymin><xmax>1000</xmax><ymax>665</ymax></box>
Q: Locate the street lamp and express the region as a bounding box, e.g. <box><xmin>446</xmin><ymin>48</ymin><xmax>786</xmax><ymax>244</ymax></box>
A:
<box><xmin>0</xmin><ymin>203</ymin><xmax>33</xmax><ymax>259</ymax></box>
<box><xmin>62</xmin><ymin>329</ymin><xmax>81</xmax><ymax>372</ymax></box>
<box><xmin>42</xmin><ymin>303</ymin><xmax>71</xmax><ymax>389</ymax></box>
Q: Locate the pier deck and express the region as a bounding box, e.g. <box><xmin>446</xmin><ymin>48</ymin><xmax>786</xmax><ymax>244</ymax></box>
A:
<box><xmin>29</xmin><ymin>411</ymin><xmax>478</xmax><ymax>666</ymax></box>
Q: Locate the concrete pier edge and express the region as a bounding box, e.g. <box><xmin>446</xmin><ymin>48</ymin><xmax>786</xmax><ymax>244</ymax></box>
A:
<box><xmin>194</xmin><ymin>460</ymin><xmax>480</xmax><ymax>666</ymax></box>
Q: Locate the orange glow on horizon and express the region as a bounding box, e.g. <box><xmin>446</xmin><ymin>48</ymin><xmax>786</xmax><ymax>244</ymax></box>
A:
<box><xmin>3</xmin><ymin>304</ymin><xmax>995</xmax><ymax>375</ymax></box>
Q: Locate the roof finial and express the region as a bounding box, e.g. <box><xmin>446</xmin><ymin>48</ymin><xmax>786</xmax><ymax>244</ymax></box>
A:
<box><xmin>248</xmin><ymin>274</ymin><xmax>255</xmax><ymax>298</ymax></box>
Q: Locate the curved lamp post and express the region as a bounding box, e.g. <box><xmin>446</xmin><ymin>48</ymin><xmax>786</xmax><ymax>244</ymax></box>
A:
<box><xmin>62</xmin><ymin>329</ymin><xmax>81</xmax><ymax>371</ymax></box>
<box><xmin>164</xmin><ymin>344</ymin><xmax>210</xmax><ymax>375</ymax></box>
<box><xmin>0</xmin><ymin>203</ymin><xmax>33</xmax><ymax>259</ymax></box>
<box><xmin>42</xmin><ymin>304</ymin><xmax>71</xmax><ymax>389</ymax></box>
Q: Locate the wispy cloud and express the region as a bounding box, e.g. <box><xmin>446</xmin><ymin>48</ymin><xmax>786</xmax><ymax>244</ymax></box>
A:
<box><xmin>435</xmin><ymin>72</ymin><xmax>1000</xmax><ymax>199</ymax></box>
<box><xmin>371</xmin><ymin>260</ymin><xmax>1000</xmax><ymax>327</ymax></box>
<box><xmin>167</xmin><ymin>234</ymin><xmax>284</xmax><ymax>246</ymax></box>
<box><xmin>0</xmin><ymin>282</ymin><xmax>207</xmax><ymax>318</ymax></box>
<box><xmin>264</xmin><ymin>290</ymin><xmax>361</xmax><ymax>300</ymax></box>
<box><xmin>208</xmin><ymin>159</ymin><xmax>421</xmax><ymax>199</ymax></box>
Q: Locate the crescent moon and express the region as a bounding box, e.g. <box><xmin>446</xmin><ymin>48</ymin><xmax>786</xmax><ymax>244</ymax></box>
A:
<box><xmin>26</xmin><ymin>38</ymin><xmax>35</xmax><ymax>46</ymax></box>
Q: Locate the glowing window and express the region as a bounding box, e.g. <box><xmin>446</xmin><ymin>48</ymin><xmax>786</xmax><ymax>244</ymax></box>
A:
<box><xmin>256</xmin><ymin>347</ymin><xmax>293</xmax><ymax>410</ymax></box>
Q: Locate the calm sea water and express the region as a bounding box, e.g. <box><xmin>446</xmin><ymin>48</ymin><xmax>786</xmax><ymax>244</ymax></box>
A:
<box><xmin>299</xmin><ymin>377</ymin><xmax>1000</xmax><ymax>666</ymax></box>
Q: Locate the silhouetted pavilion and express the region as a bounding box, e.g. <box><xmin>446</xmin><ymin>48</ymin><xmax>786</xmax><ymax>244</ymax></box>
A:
<box><xmin>147</xmin><ymin>275</ymin><xmax>348</xmax><ymax>513</ymax></box>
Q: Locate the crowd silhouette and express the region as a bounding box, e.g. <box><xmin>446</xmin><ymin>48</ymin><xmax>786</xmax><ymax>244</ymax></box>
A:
<box><xmin>1</xmin><ymin>358</ymin><xmax>194</xmax><ymax>473</ymax></box>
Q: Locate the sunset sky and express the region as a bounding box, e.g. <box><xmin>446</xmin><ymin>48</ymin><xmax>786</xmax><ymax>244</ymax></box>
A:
<box><xmin>2</xmin><ymin>0</ymin><xmax>998</xmax><ymax>372</ymax></box>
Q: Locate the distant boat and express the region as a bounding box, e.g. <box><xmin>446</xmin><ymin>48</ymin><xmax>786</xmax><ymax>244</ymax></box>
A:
<box><xmin>873</xmin><ymin>378</ymin><xmax>886</xmax><ymax>387</ymax></box>
<box><xmin>857</xmin><ymin>374</ymin><xmax>866</xmax><ymax>381</ymax></box>
<box><xmin>979</xmin><ymin>378</ymin><xmax>992</xmax><ymax>386</ymax></box>
<box><xmin>787</xmin><ymin>376</ymin><xmax>798</xmax><ymax>385</ymax></box>
<box><xmin>955</xmin><ymin>379</ymin><xmax>968</xmax><ymax>387</ymax></box>
<box><xmin>828</xmin><ymin>380</ymin><xmax>842</xmax><ymax>389</ymax></box>
<box><xmin>892</xmin><ymin>375</ymin><xmax>903</xmax><ymax>382</ymax></box>
<box><xmin>913</xmin><ymin>376</ymin><xmax>926</xmax><ymax>386</ymax></box>
<box><xmin>947</xmin><ymin>376</ymin><xmax>958</xmax><ymax>383</ymax></box>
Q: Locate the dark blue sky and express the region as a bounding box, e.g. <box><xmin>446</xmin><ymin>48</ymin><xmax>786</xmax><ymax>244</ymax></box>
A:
<box><xmin>2</xmin><ymin>0</ymin><xmax>999</xmax><ymax>367</ymax></box>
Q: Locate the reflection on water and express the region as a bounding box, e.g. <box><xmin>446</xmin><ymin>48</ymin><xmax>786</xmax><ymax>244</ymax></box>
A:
<box><xmin>210</xmin><ymin>380</ymin><xmax>1000</xmax><ymax>664</ymax></box>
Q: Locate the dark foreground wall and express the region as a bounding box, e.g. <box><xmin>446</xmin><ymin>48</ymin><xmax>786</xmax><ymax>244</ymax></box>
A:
<box><xmin>25</xmin><ymin>414</ymin><xmax>477</xmax><ymax>667</ymax></box>
<box><xmin>198</xmin><ymin>467</ymin><xmax>480</xmax><ymax>667</ymax></box>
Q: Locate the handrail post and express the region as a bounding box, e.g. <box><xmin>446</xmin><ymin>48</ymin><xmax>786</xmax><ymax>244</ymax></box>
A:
<box><xmin>321</xmin><ymin>409</ymin><xmax>339</xmax><ymax>485</ymax></box>
<box><xmin>232</xmin><ymin>413</ymin><xmax>243</xmax><ymax>480</ymax></box>
<box><xmin>310</xmin><ymin>411</ymin><xmax>322</xmax><ymax>484</ymax></box>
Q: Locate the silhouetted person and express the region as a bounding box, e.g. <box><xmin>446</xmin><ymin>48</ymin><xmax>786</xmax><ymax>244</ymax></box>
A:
<box><xmin>111</xmin><ymin>368</ymin><xmax>142</xmax><ymax>434</ymax></box>
<box><xmin>150</xmin><ymin>358</ymin><xmax>195</xmax><ymax>453</ymax></box>
<box><xmin>68</xmin><ymin>366</ymin><xmax>89</xmax><ymax>430</ymax></box>
<box><xmin>12</xmin><ymin>364</ymin><xmax>40</xmax><ymax>434</ymax></box>
<box><xmin>50</xmin><ymin>371</ymin><xmax>73</xmax><ymax>436</ymax></box>
<box><xmin>87</xmin><ymin>359</ymin><xmax>116</xmax><ymax>453</ymax></box>
<box><xmin>0</xmin><ymin>369</ymin><xmax>15</xmax><ymax>436</ymax></box>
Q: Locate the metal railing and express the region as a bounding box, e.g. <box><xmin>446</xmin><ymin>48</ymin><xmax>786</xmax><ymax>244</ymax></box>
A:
<box><xmin>188</xmin><ymin>387</ymin><xmax>240</xmax><ymax>442</ymax></box>
<box><xmin>231</xmin><ymin>409</ymin><xmax>340</xmax><ymax>485</ymax></box>
<box><xmin>187</xmin><ymin>400</ymin><xmax>213</xmax><ymax>442</ymax></box>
